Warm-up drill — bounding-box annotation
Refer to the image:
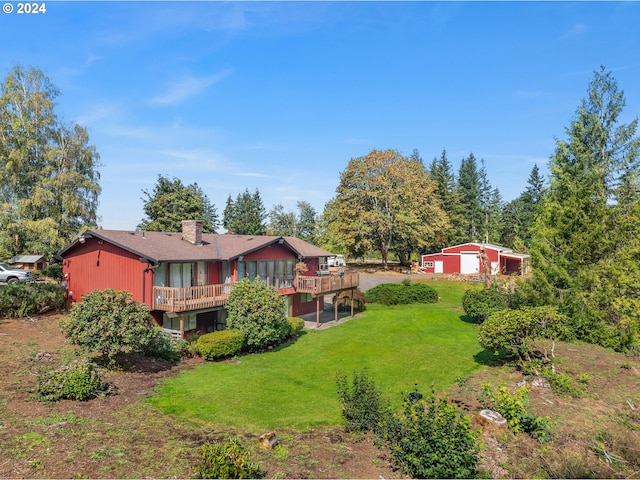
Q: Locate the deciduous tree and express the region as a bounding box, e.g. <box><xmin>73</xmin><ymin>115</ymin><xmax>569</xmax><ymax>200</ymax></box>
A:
<box><xmin>323</xmin><ymin>149</ymin><xmax>448</xmax><ymax>267</ymax></box>
<box><xmin>0</xmin><ymin>65</ymin><xmax>101</xmax><ymax>258</ymax></box>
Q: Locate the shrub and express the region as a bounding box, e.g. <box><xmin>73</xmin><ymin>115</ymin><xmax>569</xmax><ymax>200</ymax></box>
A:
<box><xmin>193</xmin><ymin>437</ymin><xmax>265</xmax><ymax>479</ymax></box>
<box><xmin>197</xmin><ymin>330</ymin><xmax>245</xmax><ymax>360</ymax></box>
<box><xmin>379</xmin><ymin>388</ymin><xmax>480</xmax><ymax>479</ymax></box>
<box><xmin>226</xmin><ymin>278</ymin><xmax>289</xmax><ymax>350</ymax></box>
<box><xmin>462</xmin><ymin>285</ymin><xmax>508</xmax><ymax>323</ymax></box>
<box><xmin>60</xmin><ymin>289</ymin><xmax>160</xmax><ymax>367</ymax></box>
<box><xmin>478</xmin><ymin>306</ymin><xmax>569</xmax><ymax>362</ymax></box>
<box><xmin>42</xmin><ymin>263</ymin><xmax>63</xmax><ymax>280</ymax></box>
<box><xmin>479</xmin><ymin>383</ymin><xmax>551</xmax><ymax>442</ymax></box>
<box><xmin>143</xmin><ymin>327</ymin><xmax>189</xmax><ymax>363</ymax></box>
<box><xmin>336</xmin><ymin>369</ymin><xmax>388</xmax><ymax>434</ymax></box>
<box><xmin>365</xmin><ymin>281</ymin><xmax>438</xmax><ymax>305</ymax></box>
<box><xmin>36</xmin><ymin>357</ymin><xmax>104</xmax><ymax>401</ymax></box>
<box><xmin>0</xmin><ymin>282</ymin><xmax>65</xmax><ymax>318</ymax></box>
<box><xmin>286</xmin><ymin>317</ymin><xmax>305</xmax><ymax>336</ymax></box>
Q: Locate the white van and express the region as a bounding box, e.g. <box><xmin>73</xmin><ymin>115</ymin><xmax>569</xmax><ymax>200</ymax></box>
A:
<box><xmin>327</xmin><ymin>255</ymin><xmax>346</xmax><ymax>267</ymax></box>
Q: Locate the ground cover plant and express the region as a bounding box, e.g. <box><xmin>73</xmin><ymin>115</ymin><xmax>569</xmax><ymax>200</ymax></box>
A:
<box><xmin>148</xmin><ymin>280</ymin><xmax>487</xmax><ymax>430</ymax></box>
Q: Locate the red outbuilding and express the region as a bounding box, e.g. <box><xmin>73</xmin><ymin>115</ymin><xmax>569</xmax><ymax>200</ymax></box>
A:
<box><xmin>58</xmin><ymin>220</ymin><xmax>359</xmax><ymax>337</ymax></box>
<box><xmin>421</xmin><ymin>242</ymin><xmax>529</xmax><ymax>276</ymax></box>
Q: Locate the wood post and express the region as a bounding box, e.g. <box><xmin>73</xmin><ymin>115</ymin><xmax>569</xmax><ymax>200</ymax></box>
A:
<box><xmin>351</xmin><ymin>289</ymin><xmax>355</xmax><ymax>317</ymax></box>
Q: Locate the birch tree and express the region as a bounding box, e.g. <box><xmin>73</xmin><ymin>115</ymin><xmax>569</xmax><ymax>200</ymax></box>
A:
<box><xmin>0</xmin><ymin>65</ymin><xmax>101</xmax><ymax>258</ymax></box>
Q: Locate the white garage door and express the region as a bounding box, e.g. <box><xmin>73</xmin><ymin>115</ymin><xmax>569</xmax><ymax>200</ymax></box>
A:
<box><xmin>460</xmin><ymin>253</ymin><xmax>479</xmax><ymax>274</ymax></box>
<box><xmin>434</xmin><ymin>261</ymin><xmax>443</xmax><ymax>273</ymax></box>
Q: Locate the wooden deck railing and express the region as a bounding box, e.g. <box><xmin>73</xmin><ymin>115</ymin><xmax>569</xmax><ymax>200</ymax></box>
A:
<box><xmin>151</xmin><ymin>271</ymin><xmax>359</xmax><ymax>312</ymax></box>
<box><xmin>152</xmin><ymin>284</ymin><xmax>234</xmax><ymax>312</ymax></box>
<box><xmin>296</xmin><ymin>271</ymin><xmax>359</xmax><ymax>296</ymax></box>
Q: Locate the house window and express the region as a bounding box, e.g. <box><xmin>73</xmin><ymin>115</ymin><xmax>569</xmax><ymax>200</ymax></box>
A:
<box><xmin>248</xmin><ymin>261</ymin><xmax>257</xmax><ymax>280</ymax></box>
<box><xmin>163</xmin><ymin>313</ymin><xmax>197</xmax><ymax>332</ymax></box>
<box><xmin>154</xmin><ymin>263</ymin><xmax>168</xmax><ymax>287</ymax></box>
<box><xmin>268</xmin><ymin>260</ymin><xmax>276</xmax><ymax>287</ymax></box>
<box><xmin>170</xmin><ymin>263</ymin><xmax>193</xmax><ymax>288</ymax></box>
<box><xmin>259</xmin><ymin>261</ymin><xmax>267</xmax><ymax>284</ymax></box>
<box><xmin>237</xmin><ymin>261</ymin><xmax>245</xmax><ymax>281</ymax></box>
<box><xmin>301</xmin><ymin>293</ymin><xmax>313</xmax><ymax>303</ymax></box>
<box><xmin>424</xmin><ymin>261</ymin><xmax>434</xmax><ymax>268</ymax></box>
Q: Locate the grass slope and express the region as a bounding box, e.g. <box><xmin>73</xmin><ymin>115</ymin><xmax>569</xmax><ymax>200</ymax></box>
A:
<box><xmin>148</xmin><ymin>280</ymin><xmax>488</xmax><ymax>431</ymax></box>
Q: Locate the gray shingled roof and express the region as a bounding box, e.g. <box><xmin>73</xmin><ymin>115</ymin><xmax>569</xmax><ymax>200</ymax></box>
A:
<box><xmin>9</xmin><ymin>255</ymin><xmax>46</xmax><ymax>263</ymax></box>
<box><xmin>60</xmin><ymin>229</ymin><xmax>333</xmax><ymax>263</ymax></box>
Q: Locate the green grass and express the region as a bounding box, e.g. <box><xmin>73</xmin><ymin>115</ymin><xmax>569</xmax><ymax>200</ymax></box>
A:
<box><xmin>148</xmin><ymin>280</ymin><xmax>487</xmax><ymax>431</ymax></box>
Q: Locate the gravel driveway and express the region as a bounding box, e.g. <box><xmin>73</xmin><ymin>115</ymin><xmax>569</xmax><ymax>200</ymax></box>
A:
<box><xmin>357</xmin><ymin>273</ymin><xmax>410</xmax><ymax>291</ymax></box>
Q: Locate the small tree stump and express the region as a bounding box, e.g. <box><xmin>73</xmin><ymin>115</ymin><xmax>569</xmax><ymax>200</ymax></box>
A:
<box><xmin>258</xmin><ymin>431</ymin><xmax>278</xmax><ymax>449</ymax></box>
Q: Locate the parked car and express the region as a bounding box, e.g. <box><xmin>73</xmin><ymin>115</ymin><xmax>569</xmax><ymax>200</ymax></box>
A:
<box><xmin>0</xmin><ymin>263</ymin><xmax>33</xmax><ymax>284</ymax></box>
<box><xmin>327</xmin><ymin>255</ymin><xmax>346</xmax><ymax>267</ymax></box>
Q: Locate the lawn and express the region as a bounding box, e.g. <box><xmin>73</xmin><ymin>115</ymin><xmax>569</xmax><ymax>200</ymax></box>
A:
<box><xmin>147</xmin><ymin>280</ymin><xmax>489</xmax><ymax>431</ymax></box>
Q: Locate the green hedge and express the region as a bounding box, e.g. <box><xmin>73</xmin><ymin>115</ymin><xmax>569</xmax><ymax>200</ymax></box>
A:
<box><xmin>287</xmin><ymin>317</ymin><xmax>305</xmax><ymax>335</ymax></box>
<box><xmin>365</xmin><ymin>280</ymin><xmax>438</xmax><ymax>305</ymax></box>
<box><xmin>462</xmin><ymin>285</ymin><xmax>508</xmax><ymax>323</ymax></box>
<box><xmin>0</xmin><ymin>282</ymin><xmax>65</xmax><ymax>318</ymax></box>
<box><xmin>197</xmin><ymin>330</ymin><xmax>245</xmax><ymax>360</ymax></box>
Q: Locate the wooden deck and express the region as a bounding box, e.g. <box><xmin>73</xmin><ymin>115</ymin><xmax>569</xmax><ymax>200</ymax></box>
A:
<box><xmin>152</xmin><ymin>284</ymin><xmax>234</xmax><ymax>312</ymax></box>
<box><xmin>151</xmin><ymin>271</ymin><xmax>359</xmax><ymax>312</ymax></box>
<box><xmin>296</xmin><ymin>271</ymin><xmax>359</xmax><ymax>296</ymax></box>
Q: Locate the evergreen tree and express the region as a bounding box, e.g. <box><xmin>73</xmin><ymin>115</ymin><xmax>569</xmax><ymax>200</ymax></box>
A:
<box><xmin>528</xmin><ymin>67</ymin><xmax>640</xmax><ymax>352</ymax></box>
<box><xmin>500</xmin><ymin>164</ymin><xmax>545</xmax><ymax>248</ymax></box>
<box><xmin>428</xmin><ymin>149</ymin><xmax>463</xmax><ymax>251</ymax></box>
<box><xmin>0</xmin><ymin>65</ymin><xmax>101</xmax><ymax>258</ymax></box>
<box><xmin>222</xmin><ymin>194</ymin><xmax>235</xmax><ymax>232</ymax></box>
<box><xmin>138</xmin><ymin>175</ymin><xmax>217</xmax><ymax>232</ymax></box>
<box><xmin>224</xmin><ymin>189</ymin><xmax>267</xmax><ymax>235</ymax></box>
<box><xmin>478</xmin><ymin>158</ymin><xmax>503</xmax><ymax>244</ymax></box>
<box><xmin>296</xmin><ymin>200</ymin><xmax>317</xmax><ymax>243</ymax></box>
<box><xmin>456</xmin><ymin>153</ymin><xmax>483</xmax><ymax>243</ymax></box>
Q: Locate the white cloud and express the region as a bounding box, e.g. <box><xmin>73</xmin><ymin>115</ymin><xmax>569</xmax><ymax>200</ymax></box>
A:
<box><xmin>149</xmin><ymin>69</ymin><xmax>233</xmax><ymax>105</ymax></box>
<box><xmin>235</xmin><ymin>172</ymin><xmax>272</xmax><ymax>179</ymax></box>
<box><xmin>562</xmin><ymin>23</ymin><xmax>588</xmax><ymax>39</ymax></box>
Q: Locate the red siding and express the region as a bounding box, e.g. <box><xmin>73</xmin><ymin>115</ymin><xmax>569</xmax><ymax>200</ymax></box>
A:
<box><xmin>290</xmin><ymin>293</ymin><xmax>318</xmax><ymax>316</ymax></box>
<box><xmin>244</xmin><ymin>244</ymin><xmax>296</xmax><ymax>262</ymax></box>
<box><xmin>62</xmin><ymin>237</ymin><xmax>153</xmax><ymax>308</ymax></box>
<box><xmin>442</xmin><ymin>243</ymin><xmax>478</xmax><ymax>254</ymax></box>
<box><xmin>443</xmin><ymin>255</ymin><xmax>460</xmax><ymax>273</ymax></box>
<box><xmin>208</xmin><ymin>261</ymin><xmax>221</xmax><ymax>284</ymax></box>
<box><xmin>422</xmin><ymin>243</ymin><xmax>524</xmax><ymax>275</ymax></box>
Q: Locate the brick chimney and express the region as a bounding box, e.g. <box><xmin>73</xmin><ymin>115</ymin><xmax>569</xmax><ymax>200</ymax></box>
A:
<box><xmin>182</xmin><ymin>220</ymin><xmax>203</xmax><ymax>245</ymax></box>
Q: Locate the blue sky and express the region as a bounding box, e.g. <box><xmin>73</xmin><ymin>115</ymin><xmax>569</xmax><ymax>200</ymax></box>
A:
<box><xmin>1</xmin><ymin>1</ymin><xmax>639</xmax><ymax>230</ymax></box>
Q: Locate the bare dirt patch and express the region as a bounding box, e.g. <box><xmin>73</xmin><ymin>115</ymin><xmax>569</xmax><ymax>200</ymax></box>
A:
<box><xmin>0</xmin><ymin>314</ymin><xmax>402</xmax><ymax>479</ymax></box>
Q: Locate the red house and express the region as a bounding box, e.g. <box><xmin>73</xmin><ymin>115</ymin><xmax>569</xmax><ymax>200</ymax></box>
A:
<box><xmin>421</xmin><ymin>243</ymin><xmax>529</xmax><ymax>276</ymax></box>
<box><xmin>58</xmin><ymin>220</ymin><xmax>359</xmax><ymax>336</ymax></box>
